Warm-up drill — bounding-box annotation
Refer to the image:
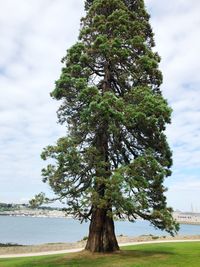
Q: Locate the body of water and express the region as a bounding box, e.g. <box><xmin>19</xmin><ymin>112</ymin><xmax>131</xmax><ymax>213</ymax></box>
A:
<box><xmin>1</xmin><ymin>216</ymin><xmax>200</xmax><ymax>245</ymax></box>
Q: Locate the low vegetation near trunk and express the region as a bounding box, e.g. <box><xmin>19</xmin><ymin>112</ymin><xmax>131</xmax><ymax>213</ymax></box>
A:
<box><xmin>32</xmin><ymin>0</ymin><xmax>179</xmax><ymax>252</ymax></box>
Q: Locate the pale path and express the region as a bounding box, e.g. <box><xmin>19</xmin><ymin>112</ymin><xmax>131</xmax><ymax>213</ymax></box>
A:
<box><xmin>0</xmin><ymin>239</ymin><xmax>200</xmax><ymax>259</ymax></box>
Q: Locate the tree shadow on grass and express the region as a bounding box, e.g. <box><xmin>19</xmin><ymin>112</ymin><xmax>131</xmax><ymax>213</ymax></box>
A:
<box><xmin>0</xmin><ymin>249</ymin><xmax>176</xmax><ymax>267</ymax></box>
<box><xmin>59</xmin><ymin>249</ymin><xmax>175</xmax><ymax>266</ymax></box>
<box><xmin>120</xmin><ymin>249</ymin><xmax>174</xmax><ymax>258</ymax></box>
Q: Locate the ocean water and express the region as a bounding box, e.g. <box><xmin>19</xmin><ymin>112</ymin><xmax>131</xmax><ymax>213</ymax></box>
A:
<box><xmin>1</xmin><ymin>216</ymin><xmax>200</xmax><ymax>245</ymax></box>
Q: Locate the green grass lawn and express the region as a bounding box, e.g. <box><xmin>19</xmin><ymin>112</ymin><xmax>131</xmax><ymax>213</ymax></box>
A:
<box><xmin>0</xmin><ymin>242</ymin><xmax>200</xmax><ymax>267</ymax></box>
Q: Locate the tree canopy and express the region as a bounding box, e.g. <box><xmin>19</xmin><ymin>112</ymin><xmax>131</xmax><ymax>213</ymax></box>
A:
<box><xmin>35</xmin><ymin>0</ymin><xmax>179</xmax><ymax>252</ymax></box>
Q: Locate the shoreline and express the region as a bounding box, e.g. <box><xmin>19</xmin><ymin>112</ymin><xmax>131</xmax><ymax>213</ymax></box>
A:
<box><xmin>1</xmin><ymin>214</ymin><xmax>200</xmax><ymax>225</ymax></box>
<box><xmin>0</xmin><ymin>214</ymin><xmax>67</xmax><ymax>218</ymax></box>
<box><xmin>0</xmin><ymin>236</ymin><xmax>200</xmax><ymax>258</ymax></box>
<box><xmin>1</xmin><ymin>234</ymin><xmax>200</xmax><ymax>256</ymax></box>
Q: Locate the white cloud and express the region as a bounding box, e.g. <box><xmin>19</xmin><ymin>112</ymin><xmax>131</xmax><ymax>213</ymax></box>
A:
<box><xmin>145</xmin><ymin>0</ymin><xmax>200</xmax><ymax>209</ymax></box>
<box><xmin>0</xmin><ymin>0</ymin><xmax>84</xmax><ymax>203</ymax></box>
<box><xmin>166</xmin><ymin>176</ymin><xmax>200</xmax><ymax>212</ymax></box>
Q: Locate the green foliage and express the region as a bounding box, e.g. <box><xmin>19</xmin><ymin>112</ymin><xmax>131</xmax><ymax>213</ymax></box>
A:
<box><xmin>0</xmin><ymin>243</ymin><xmax>22</xmax><ymax>247</ymax></box>
<box><xmin>0</xmin><ymin>203</ymin><xmax>16</xmax><ymax>212</ymax></box>
<box><xmin>29</xmin><ymin>193</ymin><xmax>49</xmax><ymax>209</ymax></box>
<box><xmin>39</xmin><ymin>0</ymin><xmax>178</xmax><ymax>235</ymax></box>
<box><xmin>82</xmin><ymin>236</ymin><xmax>89</xmax><ymax>241</ymax></box>
<box><xmin>0</xmin><ymin>203</ymin><xmax>30</xmax><ymax>212</ymax></box>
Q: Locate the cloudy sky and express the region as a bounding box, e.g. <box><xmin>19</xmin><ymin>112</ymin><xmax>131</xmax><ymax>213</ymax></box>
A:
<box><xmin>0</xmin><ymin>0</ymin><xmax>199</xmax><ymax>212</ymax></box>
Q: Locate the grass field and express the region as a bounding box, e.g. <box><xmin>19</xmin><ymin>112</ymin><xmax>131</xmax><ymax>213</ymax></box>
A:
<box><xmin>0</xmin><ymin>242</ymin><xmax>200</xmax><ymax>267</ymax></box>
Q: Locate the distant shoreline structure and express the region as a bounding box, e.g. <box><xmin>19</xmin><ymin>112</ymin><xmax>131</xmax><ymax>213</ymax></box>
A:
<box><xmin>0</xmin><ymin>213</ymin><xmax>68</xmax><ymax>218</ymax></box>
<box><xmin>0</xmin><ymin>203</ymin><xmax>68</xmax><ymax>218</ymax></box>
<box><xmin>1</xmin><ymin>210</ymin><xmax>200</xmax><ymax>225</ymax></box>
<box><xmin>173</xmin><ymin>211</ymin><xmax>200</xmax><ymax>225</ymax></box>
<box><xmin>0</xmin><ymin>210</ymin><xmax>68</xmax><ymax>219</ymax></box>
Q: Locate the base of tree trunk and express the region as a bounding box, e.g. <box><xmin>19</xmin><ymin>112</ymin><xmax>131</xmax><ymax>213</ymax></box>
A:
<box><xmin>85</xmin><ymin>208</ymin><xmax>119</xmax><ymax>253</ymax></box>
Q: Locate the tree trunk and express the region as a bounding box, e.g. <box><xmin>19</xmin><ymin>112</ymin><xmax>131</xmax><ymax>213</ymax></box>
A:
<box><xmin>85</xmin><ymin>61</ymin><xmax>119</xmax><ymax>253</ymax></box>
<box><xmin>85</xmin><ymin>208</ymin><xmax>119</xmax><ymax>252</ymax></box>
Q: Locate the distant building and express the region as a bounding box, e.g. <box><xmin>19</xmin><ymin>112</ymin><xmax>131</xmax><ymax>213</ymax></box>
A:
<box><xmin>173</xmin><ymin>211</ymin><xmax>200</xmax><ymax>224</ymax></box>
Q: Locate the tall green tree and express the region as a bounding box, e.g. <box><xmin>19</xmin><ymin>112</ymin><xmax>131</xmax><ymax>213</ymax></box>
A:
<box><xmin>40</xmin><ymin>0</ymin><xmax>179</xmax><ymax>252</ymax></box>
